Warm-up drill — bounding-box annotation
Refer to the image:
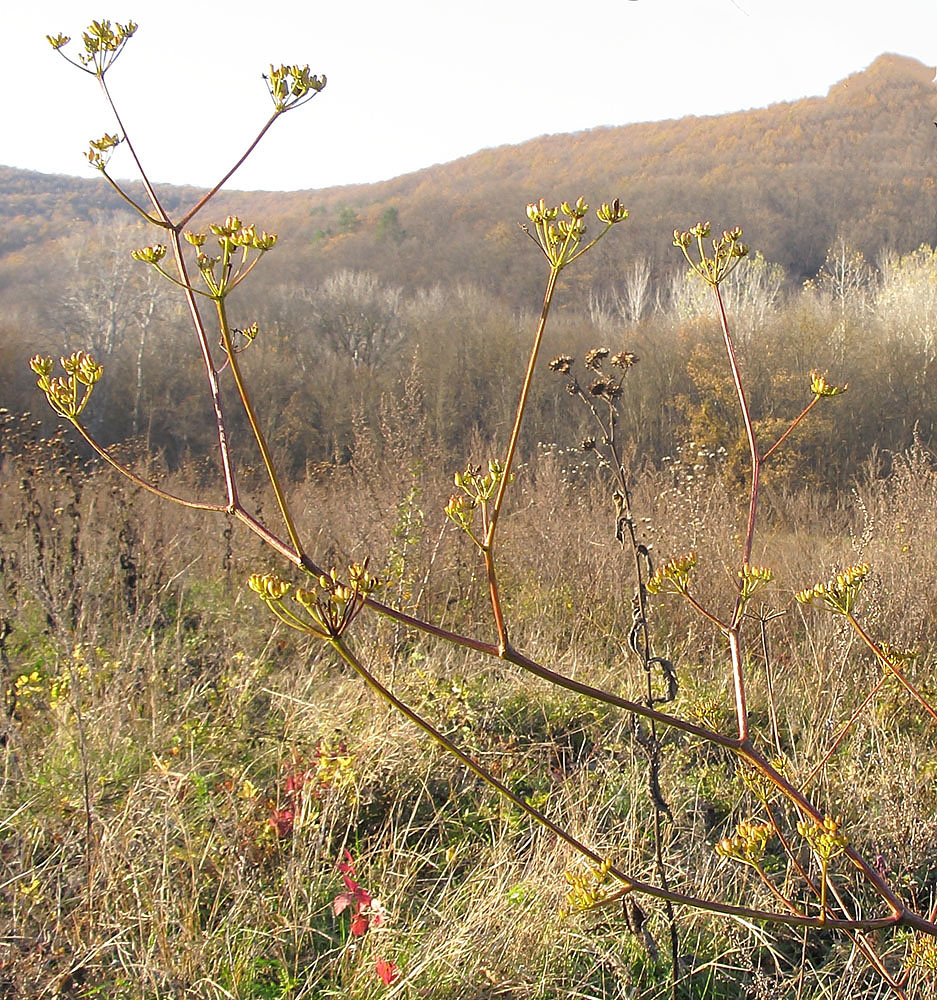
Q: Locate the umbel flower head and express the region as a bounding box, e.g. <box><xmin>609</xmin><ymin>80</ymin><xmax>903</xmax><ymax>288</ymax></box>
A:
<box><xmin>265</xmin><ymin>64</ymin><xmax>327</xmax><ymax>112</ymax></box>
<box><xmin>86</xmin><ymin>133</ymin><xmax>121</xmax><ymax>170</ymax></box>
<box><xmin>29</xmin><ymin>352</ymin><xmax>103</xmax><ymax>421</ymax></box>
<box><xmin>673</xmin><ymin>221</ymin><xmax>748</xmax><ymax>286</ymax></box>
<box><xmin>47</xmin><ymin>19</ymin><xmax>137</xmax><ymax>77</ymax></box>
<box><xmin>646</xmin><ymin>551</ymin><xmax>698</xmax><ymax>596</ymax></box>
<box><xmin>810</xmin><ymin>370</ymin><xmax>848</xmax><ymax>397</ymax></box>
<box><xmin>737</xmin><ymin>563</ymin><xmax>773</xmax><ymax>603</ymax></box>
<box><xmin>797</xmin><ymin>815</ymin><xmax>848</xmax><ymax>863</ymax></box>
<box><xmin>715</xmin><ymin>819</ymin><xmax>774</xmax><ymax>868</ymax></box>
<box><xmin>795</xmin><ymin>563</ymin><xmax>870</xmax><ymax>616</ymax></box>
<box><xmin>136</xmin><ymin>219</ymin><xmax>279</xmax><ymax>299</ymax></box>
<box><xmin>560</xmin><ymin>858</ymin><xmax>614</xmax><ymax>917</ymax></box>
<box><xmin>248</xmin><ymin>563</ymin><xmax>380</xmax><ymax>640</ymax></box>
<box><xmin>523</xmin><ymin>197</ymin><xmax>627</xmax><ymax>270</ymax></box>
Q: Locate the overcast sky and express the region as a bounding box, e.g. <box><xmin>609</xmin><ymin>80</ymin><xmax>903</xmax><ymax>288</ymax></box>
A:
<box><xmin>4</xmin><ymin>0</ymin><xmax>936</xmax><ymax>192</ymax></box>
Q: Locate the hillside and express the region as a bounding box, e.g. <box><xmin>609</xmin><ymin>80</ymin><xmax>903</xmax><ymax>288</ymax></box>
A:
<box><xmin>2</xmin><ymin>53</ymin><xmax>935</xmax><ymax>307</ymax></box>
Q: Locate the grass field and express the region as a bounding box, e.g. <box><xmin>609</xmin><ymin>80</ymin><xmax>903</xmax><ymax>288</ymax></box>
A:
<box><xmin>3</xmin><ymin>412</ymin><xmax>937</xmax><ymax>998</ymax></box>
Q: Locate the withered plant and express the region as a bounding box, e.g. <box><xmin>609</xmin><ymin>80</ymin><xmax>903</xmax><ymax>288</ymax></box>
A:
<box><xmin>27</xmin><ymin>20</ymin><xmax>937</xmax><ymax>998</ymax></box>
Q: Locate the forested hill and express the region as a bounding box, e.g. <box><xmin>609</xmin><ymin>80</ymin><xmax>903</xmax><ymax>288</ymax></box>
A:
<box><xmin>2</xmin><ymin>53</ymin><xmax>936</xmax><ymax>304</ymax></box>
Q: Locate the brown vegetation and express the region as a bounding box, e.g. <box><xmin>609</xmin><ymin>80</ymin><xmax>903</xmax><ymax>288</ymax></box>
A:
<box><xmin>3</xmin><ymin>36</ymin><xmax>937</xmax><ymax>1000</ymax></box>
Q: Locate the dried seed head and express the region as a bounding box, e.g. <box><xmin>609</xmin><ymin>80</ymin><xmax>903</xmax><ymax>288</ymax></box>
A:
<box><xmin>584</xmin><ymin>347</ymin><xmax>610</xmax><ymax>372</ymax></box>
<box><xmin>549</xmin><ymin>355</ymin><xmax>574</xmax><ymax>374</ymax></box>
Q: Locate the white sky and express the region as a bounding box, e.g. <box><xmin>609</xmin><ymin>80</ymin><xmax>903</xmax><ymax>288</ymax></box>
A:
<box><xmin>4</xmin><ymin>0</ymin><xmax>936</xmax><ymax>193</ymax></box>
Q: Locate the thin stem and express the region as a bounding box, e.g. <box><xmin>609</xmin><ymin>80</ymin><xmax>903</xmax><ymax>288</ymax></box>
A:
<box><xmin>101</xmin><ymin>71</ymin><xmax>245</xmax><ymax>512</ymax></box>
<box><xmin>482</xmin><ymin>548</ymin><xmax>509</xmax><ymax>653</ymax></box>
<box><xmin>728</xmin><ymin>629</ymin><xmax>749</xmax><ymax>742</ymax></box>
<box><xmin>166</xmin><ymin>230</ymin><xmax>240</xmax><ymax>510</ymax></box>
<box><xmin>762</xmin><ymin>396</ymin><xmax>820</xmax><ymax>465</ymax></box>
<box><xmin>487</xmin><ymin>267</ymin><xmax>559</xmax><ymax>545</ymax></box>
<box><xmin>98</xmin><ymin>76</ymin><xmax>170</xmax><ymax>227</ymax></box>
<box><xmin>216</xmin><ymin>300</ymin><xmax>306</xmax><ymax>558</ymax></box>
<box><xmin>178</xmin><ymin>113</ymin><xmax>281</xmax><ymax>230</ymax></box>
<box><xmin>608</xmin><ymin>428</ymin><xmax>679</xmax><ymax>996</ymax></box>
<box><xmin>846</xmin><ymin>614</ymin><xmax>937</xmax><ymax>725</ymax></box>
<box><xmin>479</xmin><ymin>264</ymin><xmax>560</xmax><ymax>652</ymax></box>
<box><xmin>234</xmin><ymin>509</ymin><xmax>307</xmax><ymax>569</ymax></box>
<box><xmin>98</xmin><ymin>170</ymin><xmax>169</xmax><ymax>227</ymax></box>
<box><xmin>69</xmin><ymin>420</ymin><xmax>226</xmax><ymax>511</ymax></box>
<box><xmin>711</xmin><ymin>283</ymin><xmax>755</xmax><ymax>741</ymax></box>
<box><xmin>712</xmin><ymin>284</ymin><xmax>760</xmax><ymax>580</ymax></box>
<box><xmin>681</xmin><ymin>589</ymin><xmax>731</xmax><ymax>632</ymax></box>
<box><xmin>751</xmin><ymin>862</ymin><xmax>805</xmax><ymax>916</ymax></box>
<box><xmin>363</xmin><ymin>584</ymin><xmax>740</xmax><ymax>748</ymax></box>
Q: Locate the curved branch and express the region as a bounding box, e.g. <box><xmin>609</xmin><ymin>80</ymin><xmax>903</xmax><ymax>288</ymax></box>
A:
<box><xmin>70</xmin><ymin>420</ymin><xmax>225</xmax><ymax>511</ymax></box>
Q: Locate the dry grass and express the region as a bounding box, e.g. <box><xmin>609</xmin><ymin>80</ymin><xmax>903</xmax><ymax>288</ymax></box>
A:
<box><xmin>2</xmin><ymin>419</ymin><xmax>937</xmax><ymax>999</ymax></box>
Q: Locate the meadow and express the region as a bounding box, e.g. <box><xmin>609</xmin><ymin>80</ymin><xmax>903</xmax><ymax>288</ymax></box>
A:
<box><xmin>4</xmin><ymin>365</ymin><xmax>937</xmax><ymax>998</ymax></box>
<box><xmin>4</xmin><ymin>21</ymin><xmax>937</xmax><ymax>1000</ymax></box>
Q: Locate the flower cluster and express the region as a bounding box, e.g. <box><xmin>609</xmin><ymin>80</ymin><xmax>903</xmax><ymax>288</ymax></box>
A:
<box><xmin>795</xmin><ymin>563</ymin><xmax>870</xmax><ymax>616</ymax></box>
<box><xmin>221</xmin><ymin>323</ymin><xmax>259</xmax><ymax>356</ymax></box>
<box><xmin>737</xmin><ymin>563</ymin><xmax>774</xmax><ymax>603</ymax></box>
<box><xmin>548</xmin><ymin>355</ymin><xmax>574</xmax><ymax>374</ymax></box>
<box><xmin>550</xmin><ymin>346</ymin><xmax>640</xmax><ymax>405</ymax></box>
<box><xmin>646</xmin><ymin>551</ymin><xmax>698</xmax><ymax>596</ymax></box>
<box><xmin>444</xmin><ymin>460</ymin><xmax>511</xmax><ymax>545</ymax></box>
<box><xmin>29</xmin><ymin>352</ymin><xmax>103</xmax><ymax>421</ymax></box>
<box><xmin>48</xmin><ymin>19</ymin><xmax>137</xmax><ymax>76</ymax></box>
<box><xmin>559</xmin><ymin>858</ymin><xmax>614</xmax><ymax>917</ymax></box>
<box><xmin>715</xmin><ymin>819</ymin><xmax>774</xmax><ymax>868</ymax></box>
<box><xmin>180</xmin><ymin>217</ymin><xmax>277</xmax><ymax>299</ymax></box>
<box><xmin>130</xmin><ymin>218</ymin><xmax>278</xmax><ymax>301</ymax></box>
<box><xmin>265</xmin><ymin>64</ymin><xmax>327</xmax><ymax>112</ymax></box>
<box><xmin>673</xmin><ymin>221</ymin><xmax>748</xmax><ymax>286</ymax></box>
<box><xmin>85</xmin><ymin>132</ymin><xmax>121</xmax><ymax>170</ymax></box>
<box><xmin>524</xmin><ymin>197</ymin><xmax>627</xmax><ymax>270</ymax></box>
<box><xmin>248</xmin><ymin>562</ymin><xmax>380</xmax><ymax>639</ymax></box>
<box><xmin>810</xmin><ymin>370</ymin><xmax>849</xmax><ymax>398</ymax></box>
<box><xmin>905</xmin><ymin>935</ymin><xmax>937</xmax><ymax>974</ymax></box>
<box><xmin>797</xmin><ymin>815</ymin><xmax>848</xmax><ymax>864</ymax></box>
<box><xmin>130</xmin><ymin>244</ymin><xmax>166</xmax><ymax>264</ymax></box>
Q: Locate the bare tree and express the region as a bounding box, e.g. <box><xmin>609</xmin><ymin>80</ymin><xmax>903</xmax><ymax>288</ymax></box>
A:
<box><xmin>671</xmin><ymin>251</ymin><xmax>785</xmax><ymax>343</ymax></box>
<box><xmin>306</xmin><ymin>269</ymin><xmax>404</xmax><ymax>370</ymax></box>
<box><xmin>875</xmin><ymin>244</ymin><xmax>937</xmax><ymax>362</ymax></box>
<box><xmin>48</xmin><ymin>218</ymin><xmax>173</xmax><ymax>437</ymax></box>
<box><xmin>589</xmin><ymin>256</ymin><xmax>654</xmax><ymax>329</ymax></box>
<box><xmin>811</xmin><ymin>236</ymin><xmax>875</xmax><ymax>315</ymax></box>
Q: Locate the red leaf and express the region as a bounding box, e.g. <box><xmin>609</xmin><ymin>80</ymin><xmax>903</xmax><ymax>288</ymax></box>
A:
<box><xmin>350</xmin><ymin>911</ymin><xmax>369</xmax><ymax>936</ymax></box>
<box><xmin>332</xmin><ymin>891</ymin><xmax>355</xmax><ymax>917</ymax></box>
<box><xmin>375</xmin><ymin>957</ymin><xmax>400</xmax><ymax>985</ymax></box>
<box><xmin>268</xmin><ymin>807</ymin><xmax>294</xmax><ymax>837</ymax></box>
